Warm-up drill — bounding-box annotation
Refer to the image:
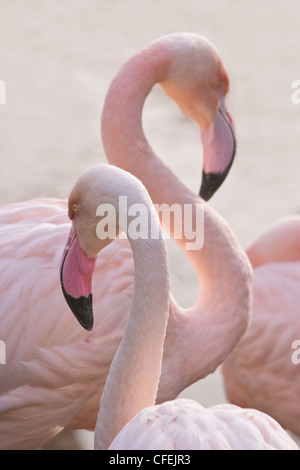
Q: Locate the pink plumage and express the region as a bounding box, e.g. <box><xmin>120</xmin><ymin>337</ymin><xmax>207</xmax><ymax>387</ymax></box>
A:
<box><xmin>0</xmin><ymin>33</ymin><xmax>244</xmax><ymax>449</ymax></box>
<box><xmin>223</xmin><ymin>216</ymin><xmax>300</xmax><ymax>437</ymax></box>
<box><xmin>68</xmin><ymin>165</ymin><xmax>295</xmax><ymax>451</ymax></box>
<box><xmin>109</xmin><ymin>399</ymin><xmax>298</xmax><ymax>450</ymax></box>
<box><xmin>0</xmin><ymin>199</ymin><xmax>134</xmax><ymax>448</ymax></box>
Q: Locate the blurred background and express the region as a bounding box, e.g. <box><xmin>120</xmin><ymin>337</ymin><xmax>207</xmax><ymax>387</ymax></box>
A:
<box><xmin>0</xmin><ymin>0</ymin><xmax>299</xmax><ymax>449</ymax></box>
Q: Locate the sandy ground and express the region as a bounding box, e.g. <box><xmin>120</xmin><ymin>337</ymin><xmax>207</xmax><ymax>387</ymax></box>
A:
<box><xmin>1</xmin><ymin>0</ymin><xmax>299</xmax><ymax>449</ymax></box>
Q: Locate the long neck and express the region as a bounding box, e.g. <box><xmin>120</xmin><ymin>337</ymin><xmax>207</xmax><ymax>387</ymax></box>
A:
<box><xmin>94</xmin><ymin>217</ymin><xmax>170</xmax><ymax>450</ymax></box>
<box><xmin>101</xmin><ymin>46</ymin><xmax>253</xmax><ymax>393</ymax></box>
<box><xmin>102</xmin><ymin>45</ymin><xmax>185</xmax><ymax>207</ymax></box>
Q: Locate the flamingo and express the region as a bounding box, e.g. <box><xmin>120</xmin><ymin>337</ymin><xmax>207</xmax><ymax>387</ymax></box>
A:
<box><xmin>222</xmin><ymin>215</ymin><xmax>300</xmax><ymax>437</ymax></box>
<box><xmin>65</xmin><ymin>32</ymin><xmax>252</xmax><ymax>423</ymax></box>
<box><xmin>61</xmin><ymin>163</ymin><xmax>298</xmax><ymax>450</ymax></box>
<box><xmin>0</xmin><ymin>32</ymin><xmax>244</xmax><ymax>449</ymax></box>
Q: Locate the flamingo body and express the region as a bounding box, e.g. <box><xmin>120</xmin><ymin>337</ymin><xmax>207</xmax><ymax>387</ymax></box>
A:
<box><xmin>61</xmin><ymin>165</ymin><xmax>297</xmax><ymax>451</ymax></box>
<box><xmin>1</xmin><ymin>32</ymin><xmax>244</xmax><ymax>449</ymax></box>
<box><xmin>109</xmin><ymin>398</ymin><xmax>299</xmax><ymax>450</ymax></box>
<box><xmin>222</xmin><ymin>217</ymin><xmax>300</xmax><ymax>436</ymax></box>
<box><xmin>0</xmin><ymin>199</ymin><xmax>134</xmax><ymax>448</ymax></box>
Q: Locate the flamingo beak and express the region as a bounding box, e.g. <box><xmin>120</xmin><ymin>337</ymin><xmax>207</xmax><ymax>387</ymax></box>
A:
<box><xmin>199</xmin><ymin>99</ymin><xmax>236</xmax><ymax>200</ymax></box>
<box><xmin>60</xmin><ymin>222</ymin><xmax>96</xmax><ymax>331</ymax></box>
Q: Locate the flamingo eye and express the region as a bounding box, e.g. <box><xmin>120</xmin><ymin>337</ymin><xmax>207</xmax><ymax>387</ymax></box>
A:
<box><xmin>73</xmin><ymin>204</ymin><xmax>78</xmax><ymax>212</ymax></box>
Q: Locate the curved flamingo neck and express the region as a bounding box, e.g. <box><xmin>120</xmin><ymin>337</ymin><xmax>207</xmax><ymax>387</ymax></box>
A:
<box><xmin>101</xmin><ymin>42</ymin><xmax>181</xmax><ymax>205</ymax></box>
<box><xmin>94</xmin><ymin>189</ymin><xmax>170</xmax><ymax>450</ymax></box>
<box><xmin>101</xmin><ymin>40</ymin><xmax>253</xmax><ymax>394</ymax></box>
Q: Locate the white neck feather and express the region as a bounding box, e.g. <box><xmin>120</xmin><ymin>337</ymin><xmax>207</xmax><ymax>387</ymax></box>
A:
<box><xmin>94</xmin><ymin>177</ymin><xmax>170</xmax><ymax>450</ymax></box>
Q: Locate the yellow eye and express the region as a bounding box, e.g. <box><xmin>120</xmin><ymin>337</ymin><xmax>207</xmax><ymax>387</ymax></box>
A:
<box><xmin>73</xmin><ymin>204</ymin><xmax>78</xmax><ymax>212</ymax></box>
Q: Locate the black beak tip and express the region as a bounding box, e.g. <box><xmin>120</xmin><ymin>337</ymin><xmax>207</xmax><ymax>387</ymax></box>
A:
<box><xmin>199</xmin><ymin>151</ymin><xmax>235</xmax><ymax>201</ymax></box>
<box><xmin>62</xmin><ymin>288</ymin><xmax>94</xmax><ymax>331</ymax></box>
<box><xmin>60</xmin><ymin>257</ymin><xmax>94</xmax><ymax>331</ymax></box>
<box><xmin>200</xmin><ymin>118</ymin><xmax>236</xmax><ymax>201</ymax></box>
<box><xmin>199</xmin><ymin>170</ymin><xmax>227</xmax><ymax>201</ymax></box>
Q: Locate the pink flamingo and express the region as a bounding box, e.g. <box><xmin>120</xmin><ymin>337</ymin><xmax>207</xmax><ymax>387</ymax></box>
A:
<box><xmin>0</xmin><ymin>33</ymin><xmax>244</xmax><ymax>449</ymax></box>
<box><xmin>66</xmin><ymin>31</ymin><xmax>251</xmax><ymax>415</ymax></box>
<box><xmin>222</xmin><ymin>215</ymin><xmax>300</xmax><ymax>437</ymax></box>
<box><xmin>62</xmin><ymin>163</ymin><xmax>298</xmax><ymax>450</ymax></box>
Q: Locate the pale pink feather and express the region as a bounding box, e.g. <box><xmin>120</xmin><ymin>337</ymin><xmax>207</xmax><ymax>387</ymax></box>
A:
<box><xmin>0</xmin><ymin>199</ymin><xmax>134</xmax><ymax>448</ymax></box>
<box><xmin>223</xmin><ymin>216</ymin><xmax>300</xmax><ymax>436</ymax></box>
<box><xmin>109</xmin><ymin>399</ymin><xmax>298</xmax><ymax>450</ymax></box>
<box><xmin>0</xmin><ymin>33</ymin><xmax>248</xmax><ymax>449</ymax></box>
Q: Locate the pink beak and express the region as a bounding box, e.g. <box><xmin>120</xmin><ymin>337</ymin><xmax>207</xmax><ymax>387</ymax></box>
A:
<box><xmin>199</xmin><ymin>99</ymin><xmax>236</xmax><ymax>200</ymax></box>
<box><xmin>60</xmin><ymin>222</ymin><xmax>96</xmax><ymax>331</ymax></box>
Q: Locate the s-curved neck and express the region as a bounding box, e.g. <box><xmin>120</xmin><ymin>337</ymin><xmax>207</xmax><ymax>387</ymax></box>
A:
<box><xmin>101</xmin><ymin>39</ymin><xmax>253</xmax><ymax>395</ymax></box>
<box><xmin>101</xmin><ymin>42</ymin><xmax>171</xmax><ymax>184</ymax></box>
<box><xmin>102</xmin><ymin>41</ymin><xmax>251</xmax><ymax>293</ymax></box>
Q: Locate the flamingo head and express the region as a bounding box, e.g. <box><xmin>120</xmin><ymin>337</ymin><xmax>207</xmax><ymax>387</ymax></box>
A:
<box><xmin>60</xmin><ymin>164</ymin><xmax>152</xmax><ymax>331</ymax></box>
<box><xmin>158</xmin><ymin>33</ymin><xmax>236</xmax><ymax>200</ymax></box>
<box><xmin>60</xmin><ymin>165</ymin><xmax>120</xmax><ymax>331</ymax></box>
